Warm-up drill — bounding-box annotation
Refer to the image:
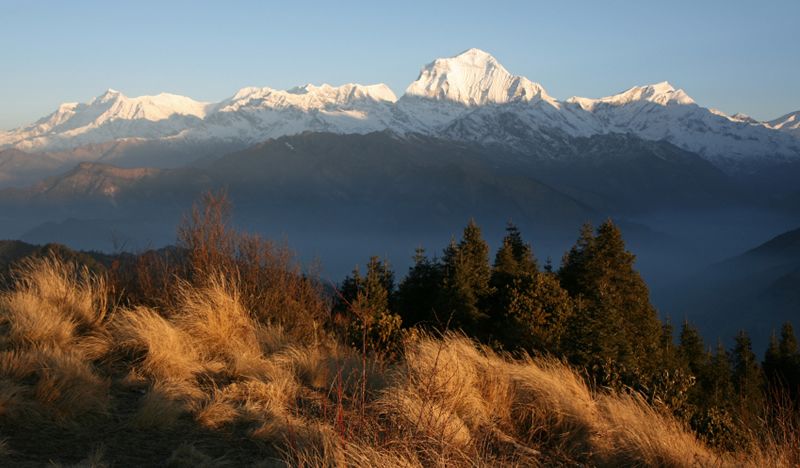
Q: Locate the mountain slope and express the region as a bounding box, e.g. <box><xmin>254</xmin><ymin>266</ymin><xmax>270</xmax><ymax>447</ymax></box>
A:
<box><xmin>0</xmin><ymin>131</ymin><xmax>747</xmax><ymax>271</ymax></box>
<box><xmin>0</xmin><ymin>148</ymin><xmax>64</xmax><ymax>187</ymax></box>
<box><xmin>768</xmin><ymin>111</ymin><xmax>800</xmax><ymax>137</ymax></box>
<box><xmin>672</xmin><ymin>227</ymin><xmax>800</xmax><ymax>348</ymax></box>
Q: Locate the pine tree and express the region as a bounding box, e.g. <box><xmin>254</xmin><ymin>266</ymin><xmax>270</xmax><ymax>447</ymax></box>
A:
<box><xmin>764</xmin><ymin>322</ymin><xmax>800</xmax><ymax>401</ymax></box>
<box><xmin>763</xmin><ymin>332</ymin><xmax>781</xmax><ymax>385</ymax></box>
<box><xmin>559</xmin><ymin>220</ymin><xmax>662</xmax><ymax>379</ymax></box>
<box><xmin>498</xmin><ymin>271</ymin><xmax>573</xmax><ymax>353</ymax></box>
<box><xmin>778</xmin><ymin>323</ymin><xmax>800</xmax><ymax>399</ymax></box>
<box><xmin>559</xmin><ymin>222</ymin><xmax>608</xmax><ymax>367</ymax></box>
<box><xmin>559</xmin><ymin>222</ymin><xmax>594</xmax><ymax>294</ymax></box>
<box><xmin>678</xmin><ymin>320</ymin><xmax>707</xmax><ymax>376</ymax></box>
<box><xmin>691</xmin><ymin>341</ymin><xmax>742</xmax><ymax>450</ymax></box>
<box><xmin>492</xmin><ymin>222</ymin><xmax>537</xmax><ymax>277</ymax></box>
<box><xmin>660</xmin><ymin>318</ymin><xmax>678</xmax><ymax>368</ymax></box>
<box><xmin>338</xmin><ymin>257</ymin><xmax>402</xmax><ymax>354</ymax></box>
<box><xmin>730</xmin><ymin>330</ymin><xmax>764</xmax><ymax>417</ymax></box>
<box><xmin>703</xmin><ymin>341</ymin><xmax>734</xmax><ymax>407</ymax></box>
<box><xmin>489</xmin><ymin>222</ymin><xmax>548</xmax><ymax>347</ymax></box>
<box><xmin>395</xmin><ymin>247</ymin><xmax>444</xmax><ymax>328</ymax></box>
<box><xmin>779</xmin><ymin>322</ymin><xmax>798</xmax><ymax>357</ymax></box>
<box><xmin>441</xmin><ymin>220</ymin><xmax>493</xmax><ymax>335</ymax></box>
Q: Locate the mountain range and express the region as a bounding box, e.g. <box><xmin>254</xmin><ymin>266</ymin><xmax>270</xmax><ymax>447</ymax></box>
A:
<box><xmin>2</xmin><ymin>48</ymin><xmax>799</xmax><ymax>189</ymax></box>
<box><xmin>0</xmin><ymin>49</ymin><xmax>799</xmax><ymax>339</ymax></box>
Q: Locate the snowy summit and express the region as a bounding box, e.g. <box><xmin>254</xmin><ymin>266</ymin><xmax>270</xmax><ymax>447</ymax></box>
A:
<box><xmin>1</xmin><ymin>48</ymin><xmax>798</xmax><ymax>169</ymax></box>
<box><xmin>405</xmin><ymin>48</ymin><xmax>554</xmax><ymax>106</ymax></box>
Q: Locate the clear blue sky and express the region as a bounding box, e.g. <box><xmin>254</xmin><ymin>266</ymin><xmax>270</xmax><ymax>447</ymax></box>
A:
<box><xmin>2</xmin><ymin>0</ymin><xmax>799</xmax><ymax>130</ymax></box>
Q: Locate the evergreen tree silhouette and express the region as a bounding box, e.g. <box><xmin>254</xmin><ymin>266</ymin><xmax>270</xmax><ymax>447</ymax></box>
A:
<box><xmin>441</xmin><ymin>219</ymin><xmax>493</xmax><ymax>336</ymax></box>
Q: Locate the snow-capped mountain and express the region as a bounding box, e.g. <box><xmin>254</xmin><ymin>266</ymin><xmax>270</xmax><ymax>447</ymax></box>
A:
<box><xmin>195</xmin><ymin>83</ymin><xmax>398</xmax><ymax>143</ymax></box>
<box><xmin>557</xmin><ymin>82</ymin><xmax>800</xmax><ymax>166</ymax></box>
<box><xmin>0</xmin><ymin>89</ymin><xmax>209</xmax><ymax>152</ymax></box>
<box><xmin>1</xmin><ymin>48</ymin><xmax>798</xmax><ymax>176</ymax></box>
<box><xmin>767</xmin><ymin>111</ymin><xmax>800</xmax><ymax>138</ymax></box>
<box><xmin>404</xmin><ymin>48</ymin><xmax>554</xmax><ymax>107</ymax></box>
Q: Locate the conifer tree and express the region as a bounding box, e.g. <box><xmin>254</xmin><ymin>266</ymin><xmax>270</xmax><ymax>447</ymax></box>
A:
<box><xmin>559</xmin><ymin>220</ymin><xmax>662</xmax><ymax>378</ymax></box>
<box><xmin>498</xmin><ymin>271</ymin><xmax>573</xmax><ymax>353</ymax></box>
<box><xmin>779</xmin><ymin>322</ymin><xmax>798</xmax><ymax>357</ymax></box>
<box><xmin>395</xmin><ymin>247</ymin><xmax>444</xmax><ymax>328</ymax></box>
<box><xmin>441</xmin><ymin>220</ymin><xmax>493</xmax><ymax>335</ymax></box>
<box><xmin>338</xmin><ymin>257</ymin><xmax>402</xmax><ymax>354</ymax></box>
<box><xmin>492</xmin><ymin>222</ymin><xmax>537</xmax><ymax>277</ymax></box>
<box><xmin>730</xmin><ymin>330</ymin><xmax>764</xmax><ymax>416</ymax></box>
<box><xmin>559</xmin><ymin>223</ymin><xmax>609</xmax><ymax>367</ymax></box>
<box><xmin>777</xmin><ymin>323</ymin><xmax>800</xmax><ymax>399</ymax></box>
<box><xmin>764</xmin><ymin>332</ymin><xmax>782</xmax><ymax>387</ymax></box>
<box><xmin>660</xmin><ymin>318</ymin><xmax>679</xmax><ymax>368</ymax></box>
<box><xmin>704</xmin><ymin>341</ymin><xmax>734</xmax><ymax>407</ymax></box>
<box><xmin>678</xmin><ymin>320</ymin><xmax>707</xmax><ymax>376</ymax></box>
<box><xmin>764</xmin><ymin>322</ymin><xmax>800</xmax><ymax>401</ymax></box>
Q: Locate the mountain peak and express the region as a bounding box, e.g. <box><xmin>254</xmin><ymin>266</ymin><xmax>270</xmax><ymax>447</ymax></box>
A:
<box><xmin>404</xmin><ymin>49</ymin><xmax>552</xmax><ymax>106</ymax></box>
<box><xmin>767</xmin><ymin>110</ymin><xmax>800</xmax><ymax>137</ymax></box>
<box><xmin>768</xmin><ymin>111</ymin><xmax>800</xmax><ymax>129</ymax></box>
<box><xmin>451</xmin><ymin>48</ymin><xmax>498</xmax><ymax>66</ymax></box>
<box><xmin>729</xmin><ymin>112</ymin><xmax>760</xmax><ymax>124</ymax></box>
<box><xmin>567</xmin><ymin>81</ymin><xmax>695</xmax><ymax>109</ymax></box>
<box><xmin>94</xmin><ymin>88</ymin><xmax>124</xmax><ymax>103</ymax></box>
<box><xmin>613</xmin><ymin>82</ymin><xmax>694</xmax><ymax>106</ymax></box>
<box><xmin>288</xmin><ymin>83</ymin><xmax>397</xmax><ymax>102</ymax></box>
<box><xmin>221</xmin><ymin>82</ymin><xmax>397</xmax><ymax>114</ymax></box>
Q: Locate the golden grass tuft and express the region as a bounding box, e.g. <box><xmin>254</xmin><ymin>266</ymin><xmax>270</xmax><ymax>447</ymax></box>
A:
<box><xmin>173</xmin><ymin>275</ymin><xmax>268</xmax><ymax>378</ymax></box>
<box><xmin>0</xmin><ymin>256</ymin><xmax>110</xmax><ymax>424</ymax></box>
<box><xmin>112</xmin><ymin>306</ymin><xmax>204</xmax><ymax>383</ymax></box>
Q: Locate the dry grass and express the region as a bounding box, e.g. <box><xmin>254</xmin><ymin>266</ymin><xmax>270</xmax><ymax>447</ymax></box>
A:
<box><xmin>0</xmin><ymin>256</ymin><xmax>110</xmax><ymax>424</ymax></box>
<box><xmin>0</xmin><ymin>256</ymin><xmax>796</xmax><ymax>466</ymax></box>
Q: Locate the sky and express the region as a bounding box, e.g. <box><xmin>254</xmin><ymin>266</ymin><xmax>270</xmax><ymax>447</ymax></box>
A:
<box><xmin>1</xmin><ymin>0</ymin><xmax>799</xmax><ymax>130</ymax></box>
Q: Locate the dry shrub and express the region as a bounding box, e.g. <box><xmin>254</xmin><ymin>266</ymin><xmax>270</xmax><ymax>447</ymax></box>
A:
<box><xmin>338</xmin><ymin>442</ymin><xmax>423</xmax><ymax>468</ymax></box>
<box><xmin>173</xmin><ymin>276</ymin><xmax>268</xmax><ymax>378</ymax></box>
<box><xmin>267</xmin><ymin>421</ymin><xmax>346</xmax><ymax>468</ymax></box>
<box><xmin>132</xmin><ymin>378</ymin><xmax>205</xmax><ymax>429</ymax></box>
<box><xmin>32</xmin><ymin>346</ymin><xmax>109</xmax><ymax>420</ymax></box>
<box><xmin>0</xmin><ymin>256</ymin><xmax>107</xmax><ymax>350</ymax></box>
<box><xmin>194</xmin><ymin>376</ymin><xmax>299</xmax><ymax>431</ymax></box>
<box><xmin>359</xmin><ymin>333</ymin><xmax>745</xmax><ymax>467</ymax></box>
<box><xmin>112</xmin><ymin>306</ymin><xmax>204</xmax><ymax>383</ymax></box>
<box><xmin>111</xmin><ymin>271</ymin><xmax>320</xmax><ymax>453</ymax></box>
<box><xmin>745</xmin><ymin>391</ymin><xmax>800</xmax><ymax>467</ymax></box>
<box><xmin>508</xmin><ymin>357</ymin><xmax>598</xmax><ymax>452</ymax></box>
<box><xmin>0</xmin><ymin>256</ymin><xmax>110</xmax><ymax>423</ymax></box>
<box><xmin>177</xmin><ymin>190</ymin><xmax>330</xmax><ymax>340</ymax></box>
<box><xmin>109</xmin><ymin>190</ymin><xmax>329</xmax><ymax>342</ymax></box>
<box><xmin>593</xmin><ymin>393</ymin><xmax>722</xmax><ymax>466</ymax></box>
<box><xmin>375</xmin><ymin>335</ymin><xmax>496</xmax><ymax>461</ymax></box>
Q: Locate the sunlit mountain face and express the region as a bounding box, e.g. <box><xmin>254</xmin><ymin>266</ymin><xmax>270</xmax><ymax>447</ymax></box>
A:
<box><xmin>2</xmin><ymin>49</ymin><xmax>799</xmax><ymax>184</ymax></box>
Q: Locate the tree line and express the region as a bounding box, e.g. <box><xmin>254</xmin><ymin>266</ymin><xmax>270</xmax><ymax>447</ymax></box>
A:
<box><xmin>335</xmin><ymin>219</ymin><xmax>800</xmax><ymax>449</ymax></box>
